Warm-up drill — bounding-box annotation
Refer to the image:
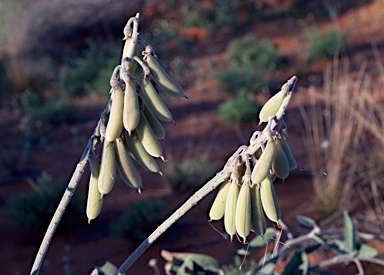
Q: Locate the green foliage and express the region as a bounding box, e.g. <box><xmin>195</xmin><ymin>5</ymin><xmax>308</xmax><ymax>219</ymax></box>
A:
<box><xmin>7</xmin><ymin>172</ymin><xmax>84</xmax><ymax>239</ymax></box>
<box><xmin>307</xmin><ymin>28</ymin><xmax>347</xmax><ymax>62</ymax></box>
<box><xmin>218</xmin><ymin>96</ymin><xmax>261</xmax><ymax>123</ymax></box>
<box><xmin>215</xmin><ymin>36</ymin><xmax>280</xmax><ymax>105</ymax></box>
<box><xmin>282</xmin><ymin>251</ymin><xmax>309</xmax><ymax>275</ymax></box>
<box><xmin>297</xmin><ymin>215</ymin><xmax>317</xmax><ymax>228</ymax></box>
<box><xmin>111</xmin><ymin>199</ymin><xmax>171</xmax><ymax>243</ymax></box>
<box><xmin>227</xmin><ymin>36</ymin><xmax>281</xmax><ymax>70</ymax></box>
<box><xmin>20</xmin><ymin>89</ymin><xmax>75</xmax><ymax>126</ymax></box>
<box><xmin>162</xmin><ymin>251</ymin><xmax>221</xmax><ymax>275</ymax></box>
<box><xmin>164</xmin><ymin>155</ymin><xmax>215</xmax><ymax>192</ymax></box>
<box><xmin>344</xmin><ymin>211</ymin><xmax>356</xmax><ymax>253</ymax></box>
<box><xmin>60</xmin><ymin>48</ymin><xmax>117</xmax><ymax>98</ymax></box>
<box><xmin>215</xmin><ymin>68</ymin><xmax>268</xmax><ymax>96</ymax></box>
<box><xmin>181</xmin><ymin>0</ymin><xmax>242</xmax><ymax>35</ymax></box>
<box><xmin>221</xmin><ymin>256</ymin><xmax>257</xmax><ymax>275</ymax></box>
<box><xmin>91</xmin><ymin>261</ymin><xmax>117</xmax><ymax>275</ymax></box>
<box><xmin>237</xmin><ymin>228</ymin><xmax>277</xmax><ymax>255</ymax></box>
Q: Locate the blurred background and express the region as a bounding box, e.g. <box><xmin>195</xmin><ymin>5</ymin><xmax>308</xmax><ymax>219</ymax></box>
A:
<box><xmin>1</xmin><ymin>0</ymin><xmax>384</xmax><ymax>274</ymax></box>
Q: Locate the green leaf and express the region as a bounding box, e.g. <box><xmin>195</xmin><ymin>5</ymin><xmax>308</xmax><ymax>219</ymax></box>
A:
<box><xmin>176</xmin><ymin>256</ymin><xmax>220</xmax><ymax>275</ymax></box>
<box><xmin>256</xmin><ymin>252</ymin><xmax>277</xmax><ymax>274</ymax></box>
<box><xmin>344</xmin><ymin>211</ymin><xmax>356</xmax><ymax>253</ymax></box>
<box><xmin>90</xmin><ymin>261</ymin><xmax>117</xmax><ymax>275</ymax></box>
<box><xmin>357</xmin><ymin>244</ymin><xmax>378</xmax><ymax>259</ymax></box>
<box><xmin>238</xmin><ymin>228</ymin><xmax>277</xmax><ymax>255</ymax></box>
<box><xmin>297</xmin><ymin>215</ymin><xmax>317</xmax><ymax>228</ymax></box>
<box><xmin>282</xmin><ymin>251</ymin><xmax>308</xmax><ymax>275</ymax></box>
<box><xmin>299</xmin><ymin>252</ymin><xmax>309</xmax><ymax>274</ymax></box>
<box><xmin>328</xmin><ymin>239</ymin><xmax>347</xmax><ymax>255</ymax></box>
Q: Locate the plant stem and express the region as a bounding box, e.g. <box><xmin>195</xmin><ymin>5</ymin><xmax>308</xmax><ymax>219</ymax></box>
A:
<box><xmin>30</xmin><ymin>13</ymin><xmax>141</xmax><ymax>275</ymax></box>
<box><xmin>30</xmin><ymin>140</ymin><xmax>92</xmax><ymax>275</ymax></box>
<box><xmin>115</xmin><ymin>76</ymin><xmax>298</xmax><ymax>274</ymax></box>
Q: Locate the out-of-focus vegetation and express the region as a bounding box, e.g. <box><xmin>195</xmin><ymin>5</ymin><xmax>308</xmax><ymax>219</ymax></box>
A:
<box><xmin>110</xmin><ymin>198</ymin><xmax>171</xmax><ymax>243</ymax></box>
<box><xmin>215</xmin><ymin>35</ymin><xmax>279</xmax><ymax>123</ymax></box>
<box><xmin>7</xmin><ymin>172</ymin><xmax>85</xmax><ymax>239</ymax></box>
<box><xmin>306</xmin><ymin>28</ymin><xmax>347</xmax><ymax>62</ymax></box>
<box><xmin>163</xmin><ymin>154</ymin><xmax>216</xmax><ymax>192</ymax></box>
<box><xmin>59</xmin><ymin>46</ymin><xmax>119</xmax><ymax>98</ymax></box>
<box><xmin>217</xmin><ymin>95</ymin><xmax>261</xmax><ymax>123</ymax></box>
<box><xmin>227</xmin><ymin>36</ymin><xmax>281</xmax><ymax>70</ymax></box>
<box><xmin>215</xmin><ymin>68</ymin><xmax>268</xmax><ymax>96</ymax></box>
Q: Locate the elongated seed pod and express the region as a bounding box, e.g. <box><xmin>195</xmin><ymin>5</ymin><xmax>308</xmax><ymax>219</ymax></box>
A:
<box><xmin>259</xmin><ymin>91</ymin><xmax>287</xmax><ymax>124</ymax></box>
<box><xmin>136</xmin><ymin>110</ymin><xmax>163</xmax><ymax>158</ymax></box>
<box><xmin>270</xmin><ymin>173</ymin><xmax>277</xmax><ymax>183</ymax></box>
<box><xmin>272</xmin><ymin>141</ymin><xmax>290</xmax><ymax>180</ymax></box>
<box><xmin>260</xmin><ymin>176</ymin><xmax>280</xmax><ymax>223</ymax></box>
<box><xmin>254</xmin><ymin>148</ymin><xmax>262</xmax><ymax>159</ymax></box>
<box><xmin>86</xmin><ymin>158</ymin><xmax>103</xmax><ymax>223</ymax></box>
<box><xmin>143</xmin><ymin>102</ymin><xmax>165</xmax><ymax>140</ymax></box>
<box><xmin>251</xmin><ymin>185</ymin><xmax>266</xmax><ymax>236</ymax></box>
<box><xmin>105</xmin><ymin>85</ymin><xmax>124</xmax><ymax>142</ymax></box>
<box><xmin>251</xmin><ymin>139</ymin><xmax>276</xmax><ymax>187</ymax></box>
<box><xmin>122</xmin><ymin>75</ymin><xmax>140</xmax><ymax>135</ymax></box>
<box><xmin>98</xmin><ymin>141</ymin><xmax>117</xmax><ymax>196</ymax></box>
<box><xmin>122</xmin><ymin>38</ymin><xmax>138</xmax><ymax>74</ymax></box>
<box><xmin>209</xmin><ymin>179</ymin><xmax>231</xmax><ymax>221</ymax></box>
<box><xmin>144</xmin><ymin>54</ymin><xmax>187</xmax><ymax>98</ymax></box>
<box><xmin>235</xmin><ymin>182</ymin><xmax>252</xmax><ymax>243</ymax></box>
<box><xmin>141</xmin><ymin>77</ymin><xmax>174</xmax><ymax>122</ymax></box>
<box><xmin>224</xmin><ymin>181</ymin><xmax>240</xmax><ymax>241</ymax></box>
<box><xmin>124</xmin><ymin>131</ymin><xmax>161</xmax><ymax>174</ymax></box>
<box><xmin>115</xmin><ymin>138</ymin><xmax>142</xmax><ymax>190</ymax></box>
<box><xmin>280</xmin><ymin>138</ymin><xmax>297</xmax><ymax>170</ymax></box>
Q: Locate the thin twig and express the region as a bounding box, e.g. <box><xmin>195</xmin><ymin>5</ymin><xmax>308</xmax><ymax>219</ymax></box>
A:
<box><xmin>115</xmin><ymin>76</ymin><xmax>298</xmax><ymax>274</ymax></box>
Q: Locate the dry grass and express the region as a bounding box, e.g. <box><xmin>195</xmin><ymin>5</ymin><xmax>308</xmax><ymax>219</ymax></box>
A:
<box><xmin>299</xmin><ymin>56</ymin><xmax>384</xmax><ymax>218</ymax></box>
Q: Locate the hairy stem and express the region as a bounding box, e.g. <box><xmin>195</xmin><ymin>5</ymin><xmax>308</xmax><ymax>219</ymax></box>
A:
<box><xmin>115</xmin><ymin>76</ymin><xmax>297</xmax><ymax>274</ymax></box>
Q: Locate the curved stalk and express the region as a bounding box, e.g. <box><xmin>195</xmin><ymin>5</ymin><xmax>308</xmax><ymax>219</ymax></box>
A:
<box><xmin>115</xmin><ymin>76</ymin><xmax>298</xmax><ymax>274</ymax></box>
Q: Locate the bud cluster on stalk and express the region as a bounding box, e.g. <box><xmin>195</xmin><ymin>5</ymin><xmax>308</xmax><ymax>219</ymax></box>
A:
<box><xmin>209</xmin><ymin>87</ymin><xmax>297</xmax><ymax>243</ymax></box>
<box><xmin>86</xmin><ymin>15</ymin><xmax>187</xmax><ymax>223</ymax></box>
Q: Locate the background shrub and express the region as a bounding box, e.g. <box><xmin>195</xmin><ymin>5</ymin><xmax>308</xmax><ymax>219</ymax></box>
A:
<box><xmin>7</xmin><ymin>172</ymin><xmax>85</xmax><ymax>239</ymax></box>
<box><xmin>164</xmin><ymin>155</ymin><xmax>216</xmax><ymax>192</ymax></box>
<box><xmin>20</xmin><ymin>89</ymin><xmax>77</xmax><ymax>126</ymax></box>
<box><xmin>215</xmin><ymin>68</ymin><xmax>269</xmax><ymax>96</ymax></box>
<box><xmin>307</xmin><ymin>28</ymin><xmax>347</xmax><ymax>62</ymax></box>
<box><xmin>111</xmin><ymin>199</ymin><xmax>171</xmax><ymax>243</ymax></box>
<box><xmin>227</xmin><ymin>36</ymin><xmax>281</xmax><ymax>70</ymax></box>
<box><xmin>218</xmin><ymin>96</ymin><xmax>261</xmax><ymax>123</ymax></box>
<box><xmin>60</xmin><ymin>48</ymin><xmax>118</xmax><ymax>98</ymax></box>
<box><xmin>180</xmin><ymin>0</ymin><xmax>242</xmax><ymax>36</ymax></box>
